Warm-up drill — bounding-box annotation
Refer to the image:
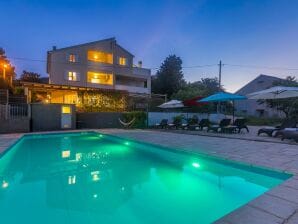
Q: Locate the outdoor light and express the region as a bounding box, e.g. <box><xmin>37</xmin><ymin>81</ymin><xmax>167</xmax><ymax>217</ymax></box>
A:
<box><xmin>62</xmin><ymin>150</ymin><xmax>70</xmax><ymax>158</ymax></box>
<box><xmin>192</xmin><ymin>162</ymin><xmax>200</xmax><ymax>168</ymax></box>
<box><xmin>2</xmin><ymin>181</ymin><xmax>9</xmax><ymax>188</ymax></box>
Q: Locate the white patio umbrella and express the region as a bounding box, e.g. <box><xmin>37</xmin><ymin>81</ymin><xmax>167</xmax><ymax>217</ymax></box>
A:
<box><xmin>247</xmin><ymin>86</ymin><xmax>298</xmax><ymax>99</ymax></box>
<box><xmin>158</xmin><ymin>100</ymin><xmax>185</xmax><ymax>108</ymax></box>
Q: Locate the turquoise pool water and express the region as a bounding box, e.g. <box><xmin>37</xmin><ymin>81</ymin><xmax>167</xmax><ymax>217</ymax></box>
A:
<box><xmin>0</xmin><ymin>132</ymin><xmax>291</xmax><ymax>224</ymax></box>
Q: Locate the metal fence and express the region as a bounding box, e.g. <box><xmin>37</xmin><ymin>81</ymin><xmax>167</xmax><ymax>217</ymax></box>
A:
<box><xmin>0</xmin><ymin>104</ymin><xmax>30</xmax><ymax>120</ymax></box>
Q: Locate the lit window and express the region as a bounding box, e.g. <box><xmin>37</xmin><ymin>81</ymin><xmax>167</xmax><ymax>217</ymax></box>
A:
<box><xmin>87</xmin><ymin>71</ymin><xmax>113</xmax><ymax>85</ymax></box>
<box><xmin>67</xmin><ymin>71</ymin><xmax>78</xmax><ymax>81</ymax></box>
<box><xmin>62</xmin><ymin>150</ymin><xmax>71</xmax><ymax>158</ymax></box>
<box><xmin>62</xmin><ymin>106</ymin><xmax>71</xmax><ymax>114</ymax></box>
<box><xmin>68</xmin><ymin>54</ymin><xmax>77</xmax><ymax>62</ymax></box>
<box><xmin>118</xmin><ymin>57</ymin><xmax>127</xmax><ymax>66</ymax></box>
<box><xmin>88</xmin><ymin>50</ymin><xmax>113</xmax><ymax>64</ymax></box>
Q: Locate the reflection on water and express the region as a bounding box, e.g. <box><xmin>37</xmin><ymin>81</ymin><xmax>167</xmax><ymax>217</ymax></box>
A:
<box><xmin>0</xmin><ymin>132</ymin><xmax>291</xmax><ymax>224</ymax></box>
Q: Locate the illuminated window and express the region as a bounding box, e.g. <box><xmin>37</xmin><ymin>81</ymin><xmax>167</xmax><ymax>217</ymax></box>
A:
<box><xmin>62</xmin><ymin>106</ymin><xmax>71</xmax><ymax>114</ymax></box>
<box><xmin>118</xmin><ymin>57</ymin><xmax>127</xmax><ymax>66</ymax></box>
<box><xmin>88</xmin><ymin>50</ymin><xmax>113</xmax><ymax>64</ymax></box>
<box><xmin>62</xmin><ymin>150</ymin><xmax>70</xmax><ymax>158</ymax></box>
<box><xmin>66</xmin><ymin>71</ymin><xmax>79</xmax><ymax>81</ymax></box>
<box><xmin>68</xmin><ymin>54</ymin><xmax>77</xmax><ymax>62</ymax></box>
<box><xmin>87</xmin><ymin>71</ymin><xmax>113</xmax><ymax>85</ymax></box>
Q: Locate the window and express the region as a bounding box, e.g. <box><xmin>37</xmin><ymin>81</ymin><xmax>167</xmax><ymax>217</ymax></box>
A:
<box><xmin>67</xmin><ymin>71</ymin><xmax>79</xmax><ymax>81</ymax></box>
<box><xmin>87</xmin><ymin>50</ymin><xmax>113</xmax><ymax>64</ymax></box>
<box><xmin>68</xmin><ymin>54</ymin><xmax>77</xmax><ymax>62</ymax></box>
<box><xmin>118</xmin><ymin>57</ymin><xmax>127</xmax><ymax>66</ymax></box>
<box><xmin>87</xmin><ymin>71</ymin><xmax>113</xmax><ymax>85</ymax></box>
<box><xmin>62</xmin><ymin>106</ymin><xmax>71</xmax><ymax>114</ymax></box>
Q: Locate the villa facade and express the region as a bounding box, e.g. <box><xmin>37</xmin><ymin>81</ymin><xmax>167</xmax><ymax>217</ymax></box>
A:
<box><xmin>24</xmin><ymin>38</ymin><xmax>151</xmax><ymax>111</ymax></box>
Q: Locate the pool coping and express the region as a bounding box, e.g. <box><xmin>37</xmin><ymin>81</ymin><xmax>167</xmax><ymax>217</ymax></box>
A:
<box><xmin>1</xmin><ymin>129</ymin><xmax>298</xmax><ymax>224</ymax></box>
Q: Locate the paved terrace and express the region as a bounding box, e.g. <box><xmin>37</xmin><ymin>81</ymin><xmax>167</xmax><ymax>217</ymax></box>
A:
<box><xmin>1</xmin><ymin>129</ymin><xmax>298</xmax><ymax>223</ymax></box>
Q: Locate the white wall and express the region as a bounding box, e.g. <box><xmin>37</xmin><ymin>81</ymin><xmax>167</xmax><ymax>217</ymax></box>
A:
<box><xmin>148</xmin><ymin>112</ymin><xmax>227</xmax><ymax>126</ymax></box>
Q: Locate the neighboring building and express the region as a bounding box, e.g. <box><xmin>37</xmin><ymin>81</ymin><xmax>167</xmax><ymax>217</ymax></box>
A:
<box><xmin>23</xmin><ymin>38</ymin><xmax>151</xmax><ymax>111</ymax></box>
<box><xmin>234</xmin><ymin>74</ymin><xmax>284</xmax><ymax>117</ymax></box>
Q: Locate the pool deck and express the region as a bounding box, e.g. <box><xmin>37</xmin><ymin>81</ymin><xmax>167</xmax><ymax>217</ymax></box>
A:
<box><xmin>1</xmin><ymin>129</ymin><xmax>298</xmax><ymax>224</ymax></box>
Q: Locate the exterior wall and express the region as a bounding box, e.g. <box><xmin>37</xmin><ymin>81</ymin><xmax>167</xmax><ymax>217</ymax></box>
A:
<box><xmin>47</xmin><ymin>38</ymin><xmax>151</xmax><ymax>94</ymax></box>
<box><xmin>31</xmin><ymin>104</ymin><xmax>76</xmax><ymax>131</ymax></box>
<box><xmin>77</xmin><ymin>112</ymin><xmax>123</xmax><ymax>128</ymax></box>
<box><xmin>234</xmin><ymin>74</ymin><xmax>284</xmax><ymax>118</ymax></box>
<box><xmin>0</xmin><ymin>118</ymin><xmax>30</xmax><ymax>133</ymax></box>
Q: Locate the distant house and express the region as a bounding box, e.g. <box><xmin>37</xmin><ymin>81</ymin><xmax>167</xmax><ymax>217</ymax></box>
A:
<box><xmin>22</xmin><ymin>38</ymin><xmax>151</xmax><ymax>111</ymax></box>
<box><xmin>234</xmin><ymin>74</ymin><xmax>284</xmax><ymax>117</ymax></box>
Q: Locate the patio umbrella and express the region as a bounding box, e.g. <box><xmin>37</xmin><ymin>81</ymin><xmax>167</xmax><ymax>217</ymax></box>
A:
<box><xmin>198</xmin><ymin>92</ymin><xmax>247</xmax><ymax>121</ymax></box>
<box><xmin>247</xmin><ymin>86</ymin><xmax>298</xmax><ymax>99</ymax></box>
<box><xmin>158</xmin><ymin>100</ymin><xmax>185</xmax><ymax>109</ymax></box>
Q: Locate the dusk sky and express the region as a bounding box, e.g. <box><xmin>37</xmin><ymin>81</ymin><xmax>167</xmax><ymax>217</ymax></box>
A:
<box><xmin>1</xmin><ymin>0</ymin><xmax>298</xmax><ymax>92</ymax></box>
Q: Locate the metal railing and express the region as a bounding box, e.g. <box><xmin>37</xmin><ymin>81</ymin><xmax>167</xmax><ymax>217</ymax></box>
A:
<box><xmin>0</xmin><ymin>104</ymin><xmax>30</xmax><ymax>120</ymax></box>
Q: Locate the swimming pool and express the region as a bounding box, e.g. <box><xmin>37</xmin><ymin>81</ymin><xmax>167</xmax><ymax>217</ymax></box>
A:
<box><xmin>0</xmin><ymin>132</ymin><xmax>292</xmax><ymax>224</ymax></box>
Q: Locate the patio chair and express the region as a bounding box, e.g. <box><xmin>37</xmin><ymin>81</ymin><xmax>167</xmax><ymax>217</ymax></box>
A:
<box><xmin>257</xmin><ymin>119</ymin><xmax>297</xmax><ymax>137</ymax></box>
<box><xmin>222</xmin><ymin>118</ymin><xmax>249</xmax><ymax>134</ymax></box>
<box><xmin>207</xmin><ymin>118</ymin><xmax>231</xmax><ymax>133</ymax></box>
<box><xmin>183</xmin><ymin>116</ymin><xmax>199</xmax><ymax>130</ymax></box>
<box><xmin>168</xmin><ymin>119</ymin><xmax>183</xmax><ymax>129</ymax></box>
<box><xmin>155</xmin><ymin>119</ymin><xmax>168</xmax><ymax>129</ymax></box>
<box><xmin>198</xmin><ymin>118</ymin><xmax>210</xmax><ymax>130</ymax></box>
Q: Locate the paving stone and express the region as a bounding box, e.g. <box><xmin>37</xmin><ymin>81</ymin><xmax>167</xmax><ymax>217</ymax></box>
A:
<box><xmin>285</xmin><ymin>211</ymin><xmax>298</xmax><ymax>224</ymax></box>
<box><xmin>267</xmin><ymin>186</ymin><xmax>298</xmax><ymax>205</ymax></box>
<box><xmin>248</xmin><ymin>193</ymin><xmax>297</xmax><ymax>219</ymax></box>
<box><xmin>218</xmin><ymin>205</ymin><xmax>283</xmax><ymax>224</ymax></box>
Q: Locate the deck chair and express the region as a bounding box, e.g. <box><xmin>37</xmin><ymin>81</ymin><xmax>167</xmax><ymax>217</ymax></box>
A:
<box><xmin>155</xmin><ymin>119</ymin><xmax>168</xmax><ymax>129</ymax></box>
<box><xmin>258</xmin><ymin>119</ymin><xmax>297</xmax><ymax>137</ymax></box>
<box><xmin>198</xmin><ymin>119</ymin><xmax>210</xmax><ymax>130</ymax></box>
<box><xmin>207</xmin><ymin>118</ymin><xmax>231</xmax><ymax>133</ymax></box>
<box><xmin>222</xmin><ymin>118</ymin><xmax>249</xmax><ymax>134</ymax></box>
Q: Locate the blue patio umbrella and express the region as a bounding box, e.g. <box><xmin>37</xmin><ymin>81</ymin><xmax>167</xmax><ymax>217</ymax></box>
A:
<box><xmin>198</xmin><ymin>92</ymin><xmax>247</xmax><ymax>121</ymax></box>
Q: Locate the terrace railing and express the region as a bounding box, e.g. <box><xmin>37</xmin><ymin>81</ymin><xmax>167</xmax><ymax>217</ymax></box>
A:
<box><xmin>0</xmin><ymin>104</ymin><xmax>30</xmax><ymax>120</ymax></box>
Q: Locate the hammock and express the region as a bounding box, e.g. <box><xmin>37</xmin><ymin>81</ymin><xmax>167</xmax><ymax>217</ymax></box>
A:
<box><xmin>118</xmin><ymin>117</ymin><xmax>136</xmax><ymax>128</ymax></box>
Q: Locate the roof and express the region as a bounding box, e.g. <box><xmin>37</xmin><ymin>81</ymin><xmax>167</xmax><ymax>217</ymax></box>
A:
<box><xmin>48</xmin><ymin>37</ymin><xmax>134</xmax><ymax>57</ymax></box>
<box><xmin>21</xmin><ymin>81</ymin><xmax>128</xmax><ymax>94</ymax></box>
<box><xmin>235</xmin><ymin>74</ymin><xmax>283</xmax><ymax>95</ymax></box>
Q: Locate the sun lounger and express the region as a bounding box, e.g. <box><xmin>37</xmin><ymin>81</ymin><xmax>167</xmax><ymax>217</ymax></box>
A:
<box><xmin>198</xmin><ymin>119</ymin><xmax>210</xmax><ymax>130</ymax></box>
<box><xmin>222</xmin><ymin>118</ymin><xmax>249</xmax><ymax>134</ymax></box>
<box><xmin>155</xmin><ymin>119</ymin><xmax>168</xmax><ymax>129</ymax></box>
<box><xmin>258</xmin><ymin>119</ymin><xmax>297</xmax><ymax>137</ymax></box>
<box><xmin>207</xmin><ymin>118</ymin><xmax>231</xmax><ymax>133</ymax></box>
<box><xmin>276</xmin><ymin>128</ymin><xmax>298</xmax><ymax>142</ymax></box>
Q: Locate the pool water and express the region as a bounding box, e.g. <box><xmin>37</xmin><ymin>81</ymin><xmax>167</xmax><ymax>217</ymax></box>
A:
<box><xmin>0</xmin><ymin>132</ymin><xmax>291</xmax><ymax>224</ymax></box>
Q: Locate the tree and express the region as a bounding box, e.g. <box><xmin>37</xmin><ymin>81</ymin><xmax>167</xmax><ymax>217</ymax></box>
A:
<box><xmin>20</xmin><ymin>70</ymin><xmax>41</xmax><ymax>83</ymax></box>
<box><xmin>172</xmin><ymin>77</ymin><xmax>222</xmax><ymax>100</ymax></box>
<box><xmin>260</xmin><ymin>76</ymin><xmax>298</xmax><ymax>118</ymax></box>
<box><xmin>152</xmin><ymin>55</ymin><xmax>186</xmax><ymax>98</ymax></box>
<box><xmin>0</xmin><ymin>47</ymin><xmax>16</xmax><ymax>85</ymax></box>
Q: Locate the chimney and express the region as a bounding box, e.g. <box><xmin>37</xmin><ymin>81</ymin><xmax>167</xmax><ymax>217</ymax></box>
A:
<box><xmin>52</xmin><ymin>46</ymin><xmax>57</xmax><ymax>51</ymax></box>
<box><xmin>138</xmin><ymin>61</ymin><xmax>142</xmax><ymax>68</ymax></box>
